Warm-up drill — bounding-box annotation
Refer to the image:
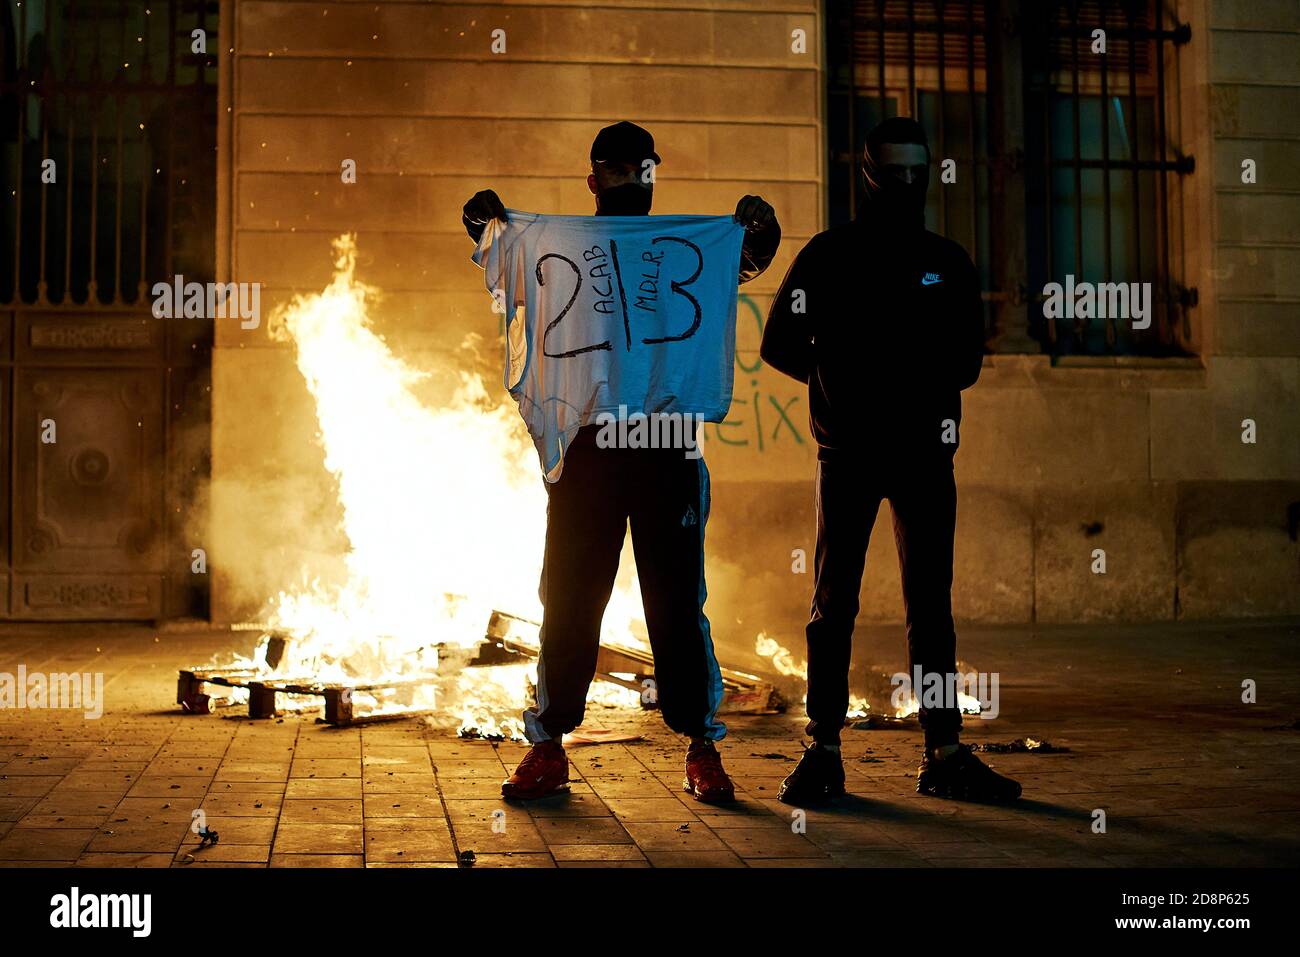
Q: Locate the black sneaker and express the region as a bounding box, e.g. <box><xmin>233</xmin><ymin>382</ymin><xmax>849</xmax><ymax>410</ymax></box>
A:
<box><xmin>916</xmin><ymin>744</ymin><xmax>1022</xmax><ymax>802</ymax></box>
<box><xmin>777</xmin><ymin>742</ymin><xmax>846</xmax><ymax>806</ymax></box>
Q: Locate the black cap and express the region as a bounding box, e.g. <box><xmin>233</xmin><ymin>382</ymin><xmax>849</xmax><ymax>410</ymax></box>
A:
<box><xmin>590</xmin><ymin>121</ymin><xmax>661</xmax><ymax>166</ymax></box>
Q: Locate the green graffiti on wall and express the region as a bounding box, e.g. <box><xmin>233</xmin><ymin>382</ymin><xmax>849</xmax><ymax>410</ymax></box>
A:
<box><xmin>706</xmin><ymin>293</ymin><xmax>807</xmax><ymax>451</ymax></box>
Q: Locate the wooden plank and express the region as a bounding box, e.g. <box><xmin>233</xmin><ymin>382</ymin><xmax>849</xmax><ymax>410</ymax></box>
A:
<box><xmin>180</xmin><ymin>601</ymin><xmax>786</xmax><ymax>725</ymax></box>
<box><xmin>486</xmin><ymin>609</ymin><xmax>787</xmax><ymax>713</ymax></box>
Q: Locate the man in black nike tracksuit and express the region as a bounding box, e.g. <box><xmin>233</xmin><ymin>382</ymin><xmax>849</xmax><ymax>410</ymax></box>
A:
<box><xmin>761</xmin><ymin>117</ymin><xmax>1020</xmax><ymax>805</ymax></box>
<box><xmin>462</xmin><ymin>121</ymin><xmax>781</xmax><ymax>803</ymax></box>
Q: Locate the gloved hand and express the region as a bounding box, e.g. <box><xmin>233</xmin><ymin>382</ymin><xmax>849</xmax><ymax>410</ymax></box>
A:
<box><xmin>734</xmin><ymin>194</ymin><xmax>776</xmax><ymax>232</ymax></box>
<box><xmin>462</xmin><ymin>189</ymin><xmax>507</xmax><ymax>228</ymax></box>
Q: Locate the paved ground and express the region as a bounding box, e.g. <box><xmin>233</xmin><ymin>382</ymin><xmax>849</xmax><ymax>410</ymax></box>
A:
<box><xmin>0</xmin><ymin>620</ymin><xmax>1297</xmax><ymax>867</ymax></box>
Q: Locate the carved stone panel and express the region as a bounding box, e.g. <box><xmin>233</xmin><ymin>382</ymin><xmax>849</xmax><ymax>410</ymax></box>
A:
<box><xmin>11</xmin><ymin>366</ymin><xmax>165</xmax><ymax>619</ymax></box>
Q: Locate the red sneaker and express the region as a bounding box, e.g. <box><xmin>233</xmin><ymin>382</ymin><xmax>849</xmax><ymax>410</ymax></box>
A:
<box><xmin>501</xmin><ymin>740</ymin><xmax>569</xmax><ymax>800</ymax></box>
<box><xmin>683</xmin><ymin>742</ymin><xmax>735</xmax><ymax>803</ymax></box>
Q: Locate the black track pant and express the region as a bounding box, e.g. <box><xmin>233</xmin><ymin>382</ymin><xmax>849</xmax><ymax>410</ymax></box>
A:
<box><xmin>523</xmin><ymin>426</ymin><xmax>726</xmax><ymax>744</ymax></box>
<box><xmin>805</xmin><ymin>456</ymin><xmax>963</xmax><ymax>749</ymax></box>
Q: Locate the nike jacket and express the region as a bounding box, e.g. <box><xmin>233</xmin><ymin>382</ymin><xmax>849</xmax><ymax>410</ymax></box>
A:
<box><xmin>760</xmin><ymin>217</ymin><xmax>985</xmax><ymax>464</ymax></box>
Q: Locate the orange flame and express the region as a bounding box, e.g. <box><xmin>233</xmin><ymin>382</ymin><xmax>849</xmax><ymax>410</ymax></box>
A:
<box><xmin>244</xmin><ymin>234</ymin><xmax>647</xmax><ymax>735</ymax></box>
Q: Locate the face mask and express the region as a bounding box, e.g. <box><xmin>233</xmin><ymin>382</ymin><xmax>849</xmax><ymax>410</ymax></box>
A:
<box><xmin>860</xmin><ymin>161</ymin><xmax>929</xmax><ymax>230</ymax></box>
<box><xmin>858</xmin><ymin>117</ymin><xmax>932</xmax><ymax>233</ymax></box>
<box><xmin>596</xmin><ymin>182</ymin><xmax>653</xmax><ymax>216</ymax></box>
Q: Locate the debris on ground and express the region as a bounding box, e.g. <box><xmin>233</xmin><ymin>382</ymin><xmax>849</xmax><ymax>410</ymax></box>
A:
<box><xmin>197</xmin><ymin>826</ymin><xmax>219</xmax><ymax>848</ymax></box>
<box><xmin>459</xmin><ymin>727</ymin><xmax>508</xmax><ymax>742</ymax></box>
<box><xmin>458</xmin><ymin>850</ymin><xmax>476</xmax><ymax>867</ymax></box>
<box><xmin>848</xmin><ymin>714</ymin><xmax>916</xmax><ymax>731</ymax></box>
<box><xmin>751</xmin><ymin>752</ymin><xmax>792</xmax><ymax>761</ymax></box>
<box><xmin>564</xmin><ymin>728</ymin><xmax>644</xmax><ymax>745</ymax></box>
<box><xmin>975</xmin><ymin>737</ymin><xmax>1069</xmax><ymax>753</ymax></box>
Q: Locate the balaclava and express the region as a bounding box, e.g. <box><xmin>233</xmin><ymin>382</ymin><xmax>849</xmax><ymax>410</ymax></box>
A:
<box><xmin>595</xmin><ymin>178</ymin><xmax>653</xmax><ymax>216</ymax></box>
<box><xmin>858</xmin><ymin>116</ymin><xmax>930</xmax><ymax>233</ymax></box>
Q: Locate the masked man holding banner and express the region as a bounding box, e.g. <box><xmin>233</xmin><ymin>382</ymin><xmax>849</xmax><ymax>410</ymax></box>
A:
<box><xmin>464</xmin><ymin>121</ymin><xmax>780</xmax><ymax>802</ymax></box>
<box><xmin>761</xmin><ymin>117</ymin><xmax>1020</xmax><ymax>806</ymax></box>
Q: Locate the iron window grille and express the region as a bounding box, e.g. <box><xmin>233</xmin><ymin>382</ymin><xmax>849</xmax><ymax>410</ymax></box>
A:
<box><xmin>1</xmin><ymin>0</ymin><xmax>218</xmax><ymax>309</ymax></box>
<box><xmin>828</xmin><ymin>0</ymin><xmax>1196</xmax><ymax>357</ymax></box>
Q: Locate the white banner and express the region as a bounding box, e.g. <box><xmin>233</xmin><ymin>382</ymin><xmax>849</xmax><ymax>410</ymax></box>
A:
<box><xmin>475</xmin><ymin>210</ymin><xmax>745</xmax><ymax>481</ymax></box>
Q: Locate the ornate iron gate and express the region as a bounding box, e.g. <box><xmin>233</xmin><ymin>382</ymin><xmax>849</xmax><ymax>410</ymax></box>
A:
<box><xmin>1</xmin><ymin>0</ymin><xmax>216</xmax><ymax>620</ymax></box>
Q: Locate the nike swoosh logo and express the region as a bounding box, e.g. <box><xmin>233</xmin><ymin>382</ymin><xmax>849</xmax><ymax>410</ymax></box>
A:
<box><xmin>921</xmin><ymin>277</ymin><xmax>943</xmax><ymax>286</ymax></box>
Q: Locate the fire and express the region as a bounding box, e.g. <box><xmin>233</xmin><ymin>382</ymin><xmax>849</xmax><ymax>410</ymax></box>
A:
<box><xmin>235</xmin><ymin>234</ymin><xmax>649</xmax><ymax>735</ymax></box>
<box><xmin>754</xmin><ymin>632</ymin><xmax>868</xmax><ymax>717</ymax></box>
<box><xmin>752</xmin><ymin>632</ymin><xmax>980</xmax><ymax>719</ymax></box>
<box><xmin>755</xmin><ymin>632</ymin><xmax>807</xmax><ymax>680</ymax></box>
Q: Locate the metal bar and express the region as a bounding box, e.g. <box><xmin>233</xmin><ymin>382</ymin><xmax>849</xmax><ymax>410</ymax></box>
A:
<box><xmin>11</xmin><ymin>0</ymin><xmax>26</xmax><ymax>301</ymax></box>
<box><xmin>139</xmin><ymin>98</ymin><xmax>148</xmax><ymax>302</ymax></box>
<box><xmin>113</xmin><ymin>0</ymin><xmax>127</xmax><ymax>304</ymax></box>
<box><xmin>64</xmin><ymin>101</ymin><xmax>75</xmax><ymax>304</ymax></box>
<box><xmin>141</xmin><ymin>0</ymin><xmax>153</xmax><ymax>84</ymax></box>
<box><xmin>36</xmin><ymin>0</ymin><xmax>55</xmax><ymax>304</ymax></box>
<box><xmin>1155</xmin><ymin>0</ymin><xmax>1172</xmax><ymax>345</ymax></box>
<box><xmin>0</xmin><ymin>79</ymin><xmax>192</xmax><ymax>94</ymax></box>
<box><xmin>847</xmin><ymin>12</ymin><xmax>1185</xmax><ymax>42</ymax></box>
<box><xmin>1051</xmin><ymin>24</ymin><xmax>1189</xmax><ymax>42</ymax></box>
<box><xmin>138</xmin><ymin>1</ymin><xmax>152</xmax><ymax>302</ymax></box>
<box><xmin>88</xmin><ymin>0</ymin><xmax>105</xmax><ymax>302</ymax></box>
<box><xmin>37</xmin><ymin>85</ymin><xmax>49</xmax><ymax>304</ymax></box>
<box><xmin>216</xmin><ymin>0</ymin><xmax>234</xmax><ymax>292</ymax></box>
<box><xmin>88</xmin><ymin>95</ymin><xmax>100</xmax><ymax>303</ymax></box>
<box><xmin>1127</xmin><ymin>0</ymin><xmax>1142</xmax><ymax>292</ymax></box>
<box><xmin>167</xmin><ymin>0</ymin><xmax>178</xmax><ymax>280</ymax></box>
<box><xmin>1051</xmin><ymin>157</ymin><xmax>1188</xmax><ymax>171</ymax></box>
<box><xmin>936</xmin><ymin>0</ymin><xmax>947</xmax><ymax>234</ymax></box>
<box><xmin>89</xmin><ymin>0</ymin><xmax>104</xmax><ymax>84</ymax></box>
<box><xmin>966</xmin><ymin>0</ymin><xmax>979</xmax><ymax>269</ymax></box>
<box><xmin>1100</xmin><ymin>0</ymin><xmax>1115</xmax><ymax>348</ymax></box>
<box><xmin>1069</xmin><ymin>0</ymin><xmax>1084</xmax><ymax>353</ymax></box>
<box><xmin>907</xmin><ymin>0</ymin><xmax>916</xmax><ymax>114</ymax></box>
<box><xmin>985</xmin><ymin>0</ymin><xmax>1036</xmax><ymax>352</ymax></box>
<box><xmin>113</xmin><ymin>96</ymin><xmax>124</xmax><ymax>304</ymax></box>
<box><xmin>64</xmin><ymin>0</ymin><xmax>79</xmax><ymax>305</ymax></box>
<box><xmin>1043</xmin><ymin>2</ymin><xmax>1055</xmax><ymax>344</ymax></box>
<box><xmin>876</xmin><ymin>0</ymin><xmax>887</xmax><ymax>123</ymax></box>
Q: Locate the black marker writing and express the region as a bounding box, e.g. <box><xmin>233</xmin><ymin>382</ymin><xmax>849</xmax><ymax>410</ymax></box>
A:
<box><xmin>538</xmin><ymin>253</ymin><xmax>611</xmax><ymax>357</ymax></box>
<box><xmin>643</xmin><ymin>236</ymin><xmax>703</xmax><ymax>344</ymax></box>
<box><xmin>609</xmin><ymin>238</ymin><xmax>632</xmax><ymax>351</ymax></box>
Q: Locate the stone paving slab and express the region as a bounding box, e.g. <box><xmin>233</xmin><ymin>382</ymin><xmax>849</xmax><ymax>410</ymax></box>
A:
<box><xmin>0</xmin><ymin>620</ymin><xmax>1297</xmax><ymax>867</ymax></box>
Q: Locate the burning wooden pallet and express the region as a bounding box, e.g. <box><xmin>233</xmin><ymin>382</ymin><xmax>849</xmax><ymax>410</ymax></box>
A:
<box><xmin>176</xmin><ymin>667</ymin><xmax>437</xmax><ymax>725</ymax></box>
<box><xmin>483</xmin><ymin>611</ymin><xmax>787</xmax><ymax>715</ymax></box>
<box><xmin>177</xmin><ymin>632</ymin><xmax>441</xmax><ymax>725</ymax></box>
<box><xmin>179</xmin><ymin>612</ymin><xmax>786</xmax><ymax>726</ymax></box>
